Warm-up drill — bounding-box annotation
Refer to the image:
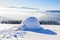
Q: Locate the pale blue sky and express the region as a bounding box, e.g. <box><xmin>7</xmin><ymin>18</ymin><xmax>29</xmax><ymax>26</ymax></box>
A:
<box><xmin>0</xmin><ymin>0</ymin><xmax>60</xmax><ymax>11</ymax></box>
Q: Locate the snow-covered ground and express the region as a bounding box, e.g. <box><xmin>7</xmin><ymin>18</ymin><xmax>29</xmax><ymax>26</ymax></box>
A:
<box><xmin>0</xmin><ymin>24</ymin><xmax>60</xmax><ymax>40</ymax></box>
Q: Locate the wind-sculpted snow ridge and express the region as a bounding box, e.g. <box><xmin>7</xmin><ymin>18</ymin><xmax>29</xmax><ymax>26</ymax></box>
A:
<box><xmin>22</xmin><ymin>17</ymin><xmax>57</xmax><ymax>35</ymax></box>
<box><xmin>0</xmin><ymin>26</ymin><xmax>27</xmax><ymax>40</ymax></box>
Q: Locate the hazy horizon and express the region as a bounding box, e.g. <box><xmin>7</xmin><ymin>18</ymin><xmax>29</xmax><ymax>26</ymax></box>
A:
<box><xmin>0</xmin><ymin>0</ymin><xmax>60</xmax><ymax>11</ymax></box>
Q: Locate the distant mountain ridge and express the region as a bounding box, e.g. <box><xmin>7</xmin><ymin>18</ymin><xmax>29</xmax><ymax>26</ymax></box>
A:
<box><xmin>46</xmin><ymin>10</ymin><xmax>60</xmax><ymax>13</ymax></box>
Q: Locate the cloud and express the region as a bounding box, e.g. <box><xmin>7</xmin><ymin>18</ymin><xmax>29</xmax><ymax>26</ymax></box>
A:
<box><xmin>20</xmin><ymin>7</ymin><xmax>39</xmax><ymax>10</ymax></box>
<box><xmin>0</xmin><ymin>7</ymin><xmax>45</xmax><ymax>20</ymax></box>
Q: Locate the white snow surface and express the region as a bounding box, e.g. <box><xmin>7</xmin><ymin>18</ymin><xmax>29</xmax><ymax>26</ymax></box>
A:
<box><xmin>0</xmin><ymin>24</ymin><xmax>59</xmax><ymax>40</ymax></box>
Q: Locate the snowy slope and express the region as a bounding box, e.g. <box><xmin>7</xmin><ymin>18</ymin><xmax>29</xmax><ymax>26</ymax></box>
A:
<box><xmin>0</xmin><ymin>24</ymin><xmax>59</xmax><ymax>40</ymax></box>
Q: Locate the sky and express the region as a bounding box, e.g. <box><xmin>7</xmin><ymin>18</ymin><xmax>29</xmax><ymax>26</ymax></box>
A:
<box><xmin>0</xmin><ymin>0</ymin><xmax>60</xmax><ymax>11</ymax></box>
<box><xmin>0</xmin><ymin>0</ymin><xmax>60</xmax><ymax>20</ymax></box>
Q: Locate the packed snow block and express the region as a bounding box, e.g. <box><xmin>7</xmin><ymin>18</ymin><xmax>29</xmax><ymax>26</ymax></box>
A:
<box><xmin>22</xmin><ymin>17</ymin><xmax>57</xmax><ymax>35</ymax></box>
